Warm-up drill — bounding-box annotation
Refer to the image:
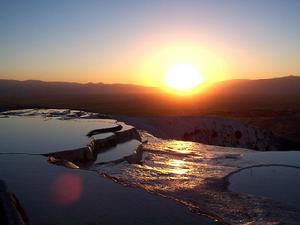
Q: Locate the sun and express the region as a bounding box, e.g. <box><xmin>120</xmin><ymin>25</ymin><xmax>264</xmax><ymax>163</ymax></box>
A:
<box><xmin>165</xmin><ymin>64</ymin><xmax>204</xmax><ymax>92</ymax></box>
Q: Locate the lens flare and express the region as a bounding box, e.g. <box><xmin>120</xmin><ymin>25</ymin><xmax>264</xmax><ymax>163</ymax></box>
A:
<box><xmin>51</xmin><ymin>173</ymin><xmax>82</xmax><ymax>206</ymax></box>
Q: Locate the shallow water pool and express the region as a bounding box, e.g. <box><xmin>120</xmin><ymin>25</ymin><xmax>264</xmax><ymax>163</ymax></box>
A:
<box><xmin>0</xmin><ymin>116</ymin><xmax>115</xmax><ymax>154</ymax></box>
<box><xmin>229</xmin><ymin>165</ymin><xmax>300</xmax><ymax>208</ymax></box>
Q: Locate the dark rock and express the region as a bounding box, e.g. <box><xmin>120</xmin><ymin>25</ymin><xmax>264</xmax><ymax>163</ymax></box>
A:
<box><xmin>0</xmin><ymin>180</ymin><xmax>29</xmax><ymax>225</ymax></box>
<box><xmin>235</xmin><ymin>130</ymin><xmax>242</xmax><ymax>140</ymax></box>
<box><xmin>87</xmin><ymin>124</ymin><xmax>123</xmax><ymax>137</ymax></box>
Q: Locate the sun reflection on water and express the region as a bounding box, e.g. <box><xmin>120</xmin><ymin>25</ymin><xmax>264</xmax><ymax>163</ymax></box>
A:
<box><xmin>102</xmin><ymin>139</ymin><xmax>219</xmax><ymax>191</ymax></box>
<box><xmin>165</xmin><ymin>140</ymin><xmax>195</xmax><ymax>154</ymax></box>
<box><xmin>124</xmin><ymin>140</ymin><xmax>207</xmax><ymax>190</ymax></box>
<box><xmin>162</xmin><ymin>159</ymin><xmax>191</xmax><ymax>175</ymax></box>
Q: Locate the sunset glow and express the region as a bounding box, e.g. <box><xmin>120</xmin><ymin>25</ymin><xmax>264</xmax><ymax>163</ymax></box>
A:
<box><xmin>0</xmin><ymin>1</ymin><xmax>299</xmax><ymax>86</ymax></box>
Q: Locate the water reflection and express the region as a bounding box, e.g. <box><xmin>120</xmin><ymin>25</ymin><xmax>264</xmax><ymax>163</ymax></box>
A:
<box><xmin>165</xmin><ymin>140</ymin><xmax>194</xmax><ymax>154</ymax></box>
<box><xmin>165</xmin><ymin>159</ymin><xmax>190</xmax><ymax>175</ymax></box>
<box><xmin>0</xmin><ymin>116</ymin><xmax>114</xmax><ymax>154</ymax></box>
<box><xmin>0</xmin><ymin>155</ymin><xmax>215</xmax><ymax>225</ymax></box>
<box><xmin>112</xmin><ymin>140</ymin><xmax>208</xmax><ymax>191</ymax></box>
<box><xmin>141</xmin><ymin>159</ymin><xmax>191</xmax><ymax>177</ymax></box>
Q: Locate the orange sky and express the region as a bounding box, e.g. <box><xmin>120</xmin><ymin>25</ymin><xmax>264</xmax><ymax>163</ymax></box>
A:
<box><xmin>1</xmin><ymin>1</ymin><xmax>299</xmax><ymax>89</ymax></box>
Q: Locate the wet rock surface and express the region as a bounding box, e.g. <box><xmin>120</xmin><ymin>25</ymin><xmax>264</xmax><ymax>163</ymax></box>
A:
<box><xmin>117</xmin><ymin>116</ymin><xmax>297</xmax><ymax>150</ymax></box>
<box><xmin>0</xmin><ymin>108</ymin><xmax>111</xmax><ymax>120</ymax></box>
<box><xmin>95</xmin><ymin>133</ymin><xmax>300</xmax><ymax>225</ymax></box>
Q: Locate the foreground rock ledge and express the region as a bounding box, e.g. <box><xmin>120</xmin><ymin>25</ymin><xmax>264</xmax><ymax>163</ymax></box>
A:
<box><xmin>97</xmin><ymin>133</ymin><xmax>300</xmax><ymax>225</ymax></box>
<box><xmin>44</xmin><ymin>124</ymin><xmax>142</xmax><ymax>168</ymax></box>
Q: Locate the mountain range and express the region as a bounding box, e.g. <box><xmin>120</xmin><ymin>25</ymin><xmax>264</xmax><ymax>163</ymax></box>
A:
<box><xmin>1</xmin><ymin>75</ymin><xmax>299</xmax><ymax>97</ymax></box>
<box><xmin>208</xmin><ymin>75</ymin><xmax>300</xmax><ymax>95</ymax></box>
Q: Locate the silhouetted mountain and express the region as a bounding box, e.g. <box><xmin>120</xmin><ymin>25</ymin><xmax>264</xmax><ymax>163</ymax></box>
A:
<box><xmin>0</xmin><ymin>79</ymin><xmax>160</xmax><ymax>97</ymax></box>
<box><xmin>1</xmin><ymin>76</ymin><xmax>299</xmax><ymax>98</ymax></box>
<box><xmin>209</xmin><ymin>76</ymin><xmax>300</xmax><ymax>95</ymax></box>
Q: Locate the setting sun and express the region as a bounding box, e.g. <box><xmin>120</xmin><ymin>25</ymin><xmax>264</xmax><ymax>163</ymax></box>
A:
<box><xmin>165</xmin><ymin>64</ymin><xmax>204</xmax><ymax>91</ymax></box>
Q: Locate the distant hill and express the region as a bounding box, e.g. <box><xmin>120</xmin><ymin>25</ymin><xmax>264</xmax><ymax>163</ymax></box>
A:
<box><xmin>209</xmin><ymin>76</ymin><xmax>300</xmax><ymax>95</ymax></box>
<box><xmin>0</xmin><ymin>76</ymin><xmax>299</xmax><ymax>98</ymax></box>
<box><xmin>0</xmin><ymin>79</ymin><xmax>160</xmax><ymax>97</ymax></box>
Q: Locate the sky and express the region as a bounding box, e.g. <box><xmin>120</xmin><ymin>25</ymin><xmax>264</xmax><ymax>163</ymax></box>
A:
<box><xmin>0</xmin><ymin>0</ymin><xmax>300</xmax><ymax>87</ymax></box>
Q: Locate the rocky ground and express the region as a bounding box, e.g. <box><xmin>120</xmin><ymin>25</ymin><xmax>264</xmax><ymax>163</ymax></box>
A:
<box><xmin>1</xmin><ymin>109</ymin><xmax>300</xmax><ymax>224</ymax></box>
<box><xmin>96</xmin><ymin>133</ymin><xmax>300</xmax><ymax>225</ymax></box>
<box><xmin>117</xmin><ymin>115</ymin><xmax>299</xmax><ymax>150</ymax></box>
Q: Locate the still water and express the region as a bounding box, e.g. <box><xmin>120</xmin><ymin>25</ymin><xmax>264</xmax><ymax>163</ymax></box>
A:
<box><xmin>0</xmin><ymin>116</ymin><xmax>115</xmax><ymax>154</ymax></box>
<box><xmin>0</xmin><ymin>115</ymin><xmax>217</xmax><ymax>225</ymax></box>
<box><xmin>229</xmin><ymin>165</ymin><xmax>300</xmax><ymax>208</ymax></box>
